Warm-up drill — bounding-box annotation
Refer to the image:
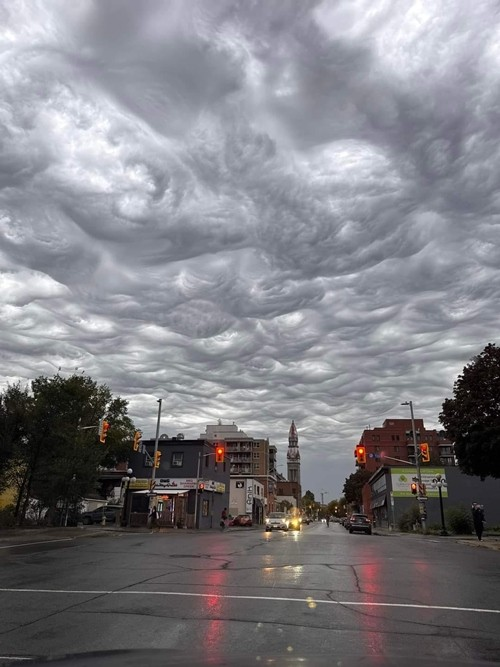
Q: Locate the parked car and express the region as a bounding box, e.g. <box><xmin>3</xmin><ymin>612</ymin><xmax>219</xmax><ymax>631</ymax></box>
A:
<box><xmin>229</xmin><ymin>514</ymin><xmax>253</xmax><ymax>527</ymax></box>
<box><xmin>82</xmin><ymin>505</ymin><xmax>122</xmax><ymax>525</ymax></box>
<box><xmin>265</xmin><ymin>512</ymin><xmax>289</xmax><ymax>531</ymax></box>
<box><xmin>348</xmin><ymin>513</ymin><xmax>372</xmax><ymax>535</ymax></box>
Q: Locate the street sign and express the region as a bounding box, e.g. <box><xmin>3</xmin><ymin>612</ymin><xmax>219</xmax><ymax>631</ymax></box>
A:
<box><xmin>417</xmin><ymin>496</ymin><xmax>428</xmax><ymax>502</ymax></box>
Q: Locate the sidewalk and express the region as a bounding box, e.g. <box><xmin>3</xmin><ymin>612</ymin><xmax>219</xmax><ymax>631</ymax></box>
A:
<box><xmin>0</xmin><ymin>523</ymin><xmax>261</xmax><ymax>544</ymax></box>
<box><xmin>373</xmin><ymin>526</ymin><xmax>500</xmax><ymax>551</ymax></box>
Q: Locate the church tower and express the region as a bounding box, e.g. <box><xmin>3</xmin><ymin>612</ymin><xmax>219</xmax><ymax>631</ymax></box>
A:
<box><xmin>287</xmin><ymin>420</ymin><xmax>301</xmax><ymax>485</ymax></box>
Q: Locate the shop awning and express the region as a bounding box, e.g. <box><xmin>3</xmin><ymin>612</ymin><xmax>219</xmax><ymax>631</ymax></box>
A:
<box><xmin>370</xmin><ymin>496</ymin><xmax>387</xmax><ymax>509</ymax></box>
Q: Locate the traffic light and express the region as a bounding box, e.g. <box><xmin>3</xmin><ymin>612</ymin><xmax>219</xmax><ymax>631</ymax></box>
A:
<box><xmin>133</xmin><ymin>431</ymin><xmax>142</xmax><ymax>451</ymax></box>
<box><xmin>355</xmin><ymin>446</ymin><xmax>366</xmax><ymax>465</ymax></box>
<box><xmin>215</xmin><ymin>445</ymin><xmax>225</xmax><ymax>463</ymax></box>
<box><xmin>154</xmin><ymin>450</ymin><xmax>162</xmax><ymax>469</ymax></box>
<box><xmin>420</xmin><ymin>443</ymin><xmax>430</xmax><ymax>463</ymax></box>
<box><xmin>410</xmin><ymin>482</ymin><xmax>418</xmax><ymax>495</ymax></box>
<box><xmin>198</xmin><ymin>482</ymin><xmax>205</xmax><ymax>494</ymax></box>
<box><xmin>99</xmin><ymin>419</ymin><xmax>110</xmax><ymax>443</ymax></box>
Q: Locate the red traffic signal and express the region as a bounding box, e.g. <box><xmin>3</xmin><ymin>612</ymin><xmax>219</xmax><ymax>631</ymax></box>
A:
<box><xmin>99</xmin><ymin>419</ymin><xmax>110</xmax><ymax>443</ymax></box>
<box><xmin>355</xmin><ymin>446</ymin><xmax>366</xmax><ymax>465</ymax></box>
<box><xmin>420</xmin><ymin>443</ymin><xmax>430</xmax><ymax>463</ymax></box>
<box><xmin>132</xmin><ymin>431</ymin><xmax>142</xmax><ymax>451</ymax></box>
<box><xmin>198</xmin><ymin>482</ymin><xmax>205</xmax><ymax>494</ymax></box>
<box><xmin>215</xmin><ymin>445</ymin><xmax>225</xmax><ymax>463</ymax></box>
<box><xmin>410</xmin><ymin>482</ymin><xmax>418</xmax><ymax>495</ymax></box>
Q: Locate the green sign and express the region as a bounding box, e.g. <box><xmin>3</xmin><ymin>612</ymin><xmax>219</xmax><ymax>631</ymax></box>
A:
<box><xmin>391</xmin><ymin>468</ymin><xmax>448</xmax><ymax>498</ymax></box>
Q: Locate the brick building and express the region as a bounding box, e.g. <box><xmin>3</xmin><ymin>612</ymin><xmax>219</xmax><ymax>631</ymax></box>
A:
<box><xmin>357</xmin><ymin>418</ymin><xmax>454</xmax><ymax>474</ymax></box>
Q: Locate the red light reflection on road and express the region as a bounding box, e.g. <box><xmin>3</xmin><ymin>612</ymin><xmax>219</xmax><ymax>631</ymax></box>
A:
<box><xmin>356</xmin><ymin>556</ymin><xmax>386</xmax><ymax>655</ymax></box>
<box><xmin>200</xmin><ymin>567</ymin><xmax>226</xmax><ymax>656</ymax></box>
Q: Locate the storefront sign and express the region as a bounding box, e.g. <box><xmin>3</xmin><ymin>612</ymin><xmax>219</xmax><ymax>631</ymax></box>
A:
<box><xmin>245</xmin><ymin>479</ymin><xmax>253</xmax><ymax>514</ymax></box>
<box><xmin>155</xmin><ymin>478</ymin><xmax>198</xmax><ymax>491</ymax></box>
<box><xmin>128</xmin><ymin>478</ymin><xmax>150</xmax><ymax>490</ymax></box>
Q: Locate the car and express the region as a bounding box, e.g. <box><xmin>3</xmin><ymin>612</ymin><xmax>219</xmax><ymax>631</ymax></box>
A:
<box><xmin>229</xmin><ymin>514</ymin><xmax>253</xmax><ymax>527</ymax></box>
<box><xmin>348</xmin><ymin>513</ymin><xmax>372</xmax><ymax>535</ymax></box>
<box><xmin>81</xmin><ymin>505</ymin><xmax>122</xmax><ymax>525</ymax></box>
<box><xmin>265</xmin><ymin>512</ymin><xmax>289</xmax><ymax>531</ymax></box>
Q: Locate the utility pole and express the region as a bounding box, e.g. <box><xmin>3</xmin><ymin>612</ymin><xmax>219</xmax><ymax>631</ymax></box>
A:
<box><xmin>149</xmin><ymin>398</ymin><xmax>162</xmax><ymax>512</ymax></box>
<box><xmin>401</xmin><ymin>400</ymin><xmax>426</xmax><ymax>534</ymax></box>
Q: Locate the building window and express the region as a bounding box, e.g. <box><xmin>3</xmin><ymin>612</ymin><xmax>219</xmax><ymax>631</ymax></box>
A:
<box><xmin>394</xmin><ymin>446</ymin><xmax>400</xmax><ymax>453</ymax></box>
<box><xmin>253</xmin><ymin>452</ymin><xmax>259</xmax><ymax>459</ymax></box>
<box><xmin>278</xmin><ymin>487</ymin><xmax>283</xmax><ymax>495</ymax></box>
<box><xmin>396</xmin><ymin>435</ymin><xmax>400</xmax><ymax>441</ymax></box>
<box><xmin>253</xmin><ymin>463</ymin><xmax>259</xmax><ymax>471</ymax></box>
<box><xmin>205</xmin><ymin>455</ymin><xmax>209</xmax><ymax>467</ymax></box>
<box><xmin>202</xmin><ymin>500</ymin><xmax>209</xmax><ymax>517</ymax></box>
<box><xmin>375</xmin><ymin>446</ymin><xmax>380</xmax><ymax>452</ymax></box>
<box><xmin>171</xmin><ymin>452</ymin><xmax>183</xmax><ymax>468</ymax></box>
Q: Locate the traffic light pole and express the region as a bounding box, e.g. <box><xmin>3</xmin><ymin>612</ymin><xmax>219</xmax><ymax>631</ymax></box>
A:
<box><xmin>148</xmin><ymin>398</ymin><xmax>162</xmax><ymax>513</ymax></box>
<box><xmin>194</xmin><ymin>451</ymin><xmax>202</xmax><ymax>529</ymax></box>
<box><xmin>402</xmin><ymin>400</ymin><xmax>426</xmax><ymax>534</ymax></box>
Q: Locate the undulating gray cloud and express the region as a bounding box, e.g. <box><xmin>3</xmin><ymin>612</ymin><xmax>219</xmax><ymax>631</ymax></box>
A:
<box><xmin>1</xmin><ymin>0</ymin><xmax>500</xmax><ymax>495</ymax></box>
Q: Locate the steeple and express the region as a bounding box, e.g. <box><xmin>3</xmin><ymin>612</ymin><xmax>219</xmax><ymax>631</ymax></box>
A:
<box><xmin>287</xmin><ymin>419</ymin><xmax>301</xmax><ymax>484</ymax></box>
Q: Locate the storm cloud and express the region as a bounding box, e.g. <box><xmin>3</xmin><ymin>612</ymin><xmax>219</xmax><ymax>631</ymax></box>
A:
<box><xmin>1</xmin><ymin>0</ymin><xmax>500</xmax><ymax>494</ymax></box>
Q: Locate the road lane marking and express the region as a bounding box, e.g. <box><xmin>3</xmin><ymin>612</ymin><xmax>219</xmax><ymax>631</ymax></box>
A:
<box><xmin>0</xmin><ymin>539</ymin><xmax>74</xmax><ymax>550</ymax></box>
<box><xmin>0</xmin><ymin>588</ymin><xmax>499</xmax><ymax>615</ymax></box>
<box><xmin>0</xmin><ymin>658</ymin><xmax>32</xmax><ymax>662</ymax></box>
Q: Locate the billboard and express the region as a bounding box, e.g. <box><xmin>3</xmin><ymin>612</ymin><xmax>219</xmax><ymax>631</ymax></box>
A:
<box><xmin>391</xmin><ymin>468</ymin><xmax>448</xmax><ymax>498</ymax></box>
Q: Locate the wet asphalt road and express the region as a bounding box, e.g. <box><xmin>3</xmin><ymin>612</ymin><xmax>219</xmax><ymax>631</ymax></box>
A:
<box><xmin>0</xmin><ymin>522</ymin><xmax>499</xmax><ymax>664</ymax></box>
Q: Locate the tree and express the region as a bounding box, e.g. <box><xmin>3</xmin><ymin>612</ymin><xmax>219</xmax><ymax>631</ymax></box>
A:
<box><xmin>440</xmin><ymin>343</ymin><xmax>500</xmax><ymax>480</ymax></box>
<box><xmin>0</xmin><ymin>373</ymin><xmax>135</xmax><ymax>524</ymax></box>
<box><xmin>301</xmin><ymin>490</ymin><xmax>315</xmax><ymax>507</ymax></box>
<box><xmin>343</xmin><ymin>469</ymin><xmax>372</xmax><ymax>507</ymax></box>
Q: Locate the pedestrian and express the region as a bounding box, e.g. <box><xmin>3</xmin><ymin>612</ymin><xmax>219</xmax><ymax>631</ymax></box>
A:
<box><xmin>149</xmin><ymin>505</ymin><xmax>159</xmax><ymax>532</ymax></box>
<box><xmin>220</xmin><ymin>507</ymin><xmax>228</xmax><ymax>530</ymax></box>
<box><xmin>472</xmin><ymin>503</ymin><xmax>485</xmax><ymax>541</ymax></box>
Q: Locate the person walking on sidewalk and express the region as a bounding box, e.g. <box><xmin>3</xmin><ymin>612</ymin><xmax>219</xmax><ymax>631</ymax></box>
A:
<box><xmin>472</xmin><ymin>503</ymin><xmax>485</xmax><ymax>541</ymax></box>
<box><xmin>220</xmin><ymin>507</ymin><xmax>228</xmax><ymax>530</ymax></box>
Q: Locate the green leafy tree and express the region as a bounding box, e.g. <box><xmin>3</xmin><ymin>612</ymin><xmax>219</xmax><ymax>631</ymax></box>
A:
<box><xmin>1</xmin><ymin>373</ymin><xmax>135</xmax><ymax>524</ymax></box>
<box><xmin>301</xmin><ymin>490</ymin><xmax>315</xmax><ymax>515</ymax></box>
<box><xmin>343</xmin><ymin>469</ymin><xmax>372</xmax><ymax>507</ymax></box>
<box><xmin>440</xmin><ymin>343</ymin><xmax>500</xmax><ymax>480</ymax></box>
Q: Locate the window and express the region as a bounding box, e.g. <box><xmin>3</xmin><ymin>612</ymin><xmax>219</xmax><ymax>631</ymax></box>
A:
<box><xmin>202</xmin><ymin>500</ymin><xmax>209</xmax><ymax>517</ymax></box>
<box><xmin>375</xmin><ymin>446</ymin><xmax>380</xmax><ymax>452</ymax></box>
<box><xmin>171</xmin><ymin>452</ymin><xmax>183</xmax><ymax>468</ymax></box>
<box><xmin>253</xmin><ymin>463</ymin><xmax>259</xmax><ymax>471</ymax></box>
<box><xmin>205</xmin><ymin>454</ymin><xmax>209</xmax><ymax>467</ymax></box>
<box><xmin>394</xmin><ymin>446</ymin><xmax>400</xmax><ymax>453</ymax></box>
<box><xmin>253</xmin><ymin>452</ymin><xmax>259</xmax><ymax>459</ymax></box>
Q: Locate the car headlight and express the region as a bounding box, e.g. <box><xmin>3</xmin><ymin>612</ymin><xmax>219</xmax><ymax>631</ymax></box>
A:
<box><xmin>265</xmin><ymin>518</ymin><xmax>270</xmax><ymax>524</ymax></box>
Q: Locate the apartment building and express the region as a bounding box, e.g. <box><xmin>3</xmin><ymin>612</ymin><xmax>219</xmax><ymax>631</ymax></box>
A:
<box><xmin>200</xmin><ymin>422</ymin><xmax>278</xmax><ymax>513</ymax></box>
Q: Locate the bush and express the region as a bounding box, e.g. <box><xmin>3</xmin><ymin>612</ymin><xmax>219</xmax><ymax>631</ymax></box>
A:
<box><xmin>397</xmin><ymin>504</ymin><xmax>421</xmax><ymax>532</ymax></box>
<box><xmin>0</xmin><ymin>505</ymin><xmax>16</xmax><ymax>528</ymax></box>
<box><xmin>445</xmin><ymin>505</ymin><xmax>473</xmax><ymax>535</ymax></box>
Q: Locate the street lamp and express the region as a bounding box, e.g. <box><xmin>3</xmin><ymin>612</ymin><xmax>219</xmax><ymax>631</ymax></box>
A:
<box><xmin>401</xmin><ymin>400</ymin><xmax>426</xmax><ymax>534</ymax></box>
<box><xmin>120</xmin><ymin>468</ymin><xmax>136</xmax><ymax>527</ymax></box>
<box><xmin>435</xmin><ymin>474</ymin><xmax>448</xmax><ymax>536</ymax></box>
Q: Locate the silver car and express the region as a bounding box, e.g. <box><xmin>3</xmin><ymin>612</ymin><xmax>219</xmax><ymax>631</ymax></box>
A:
<box><xmin>265</xmin><ymin>512</ymin><xmax>289</xmax><ymax>531</ymax></box>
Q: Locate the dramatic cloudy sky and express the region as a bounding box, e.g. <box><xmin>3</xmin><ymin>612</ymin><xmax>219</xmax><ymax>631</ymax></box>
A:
<box><xmin>2</xmin><ymin>0</ymin><xmax>500</xmax><ymax>498</ymax></box>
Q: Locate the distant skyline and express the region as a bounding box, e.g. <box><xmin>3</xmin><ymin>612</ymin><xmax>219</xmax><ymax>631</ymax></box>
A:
<box><xmin>1</xmin><ymin>1</ymin><xmax>499</xmax><ymax>498</ymax></box>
